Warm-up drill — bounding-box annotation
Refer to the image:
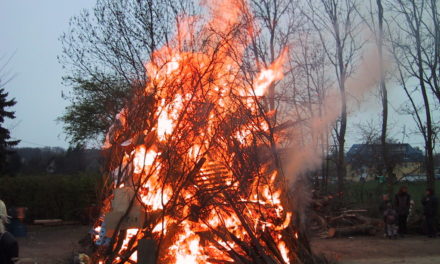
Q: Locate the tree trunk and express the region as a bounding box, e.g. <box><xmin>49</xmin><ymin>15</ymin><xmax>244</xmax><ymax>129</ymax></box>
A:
<box><xmin>335</xmin><ymin>17</ymin><xmax>347</xmax><ymax>196</ymax></box>
<box><xmin>410</xmin><ymin>1</ymin><xmax>436</xmax><ymax>191</ymax></box>
<box><xmin>376</xmin><ymin>0</ymin><xmax>393</xmax><ymax>196</ymax></box>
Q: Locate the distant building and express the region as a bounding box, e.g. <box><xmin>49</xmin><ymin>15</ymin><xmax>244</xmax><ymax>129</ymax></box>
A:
<box><xmin>346</xmin><ymin>143</ymin><xmax>424</xmax><ymax>182</ymax></box>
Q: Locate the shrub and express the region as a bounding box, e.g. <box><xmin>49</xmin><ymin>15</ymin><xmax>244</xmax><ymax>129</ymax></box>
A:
<box><xmin>0</xmin><ymin>173</ymin><xmax>101</xmax><ymax>221</ymax></box>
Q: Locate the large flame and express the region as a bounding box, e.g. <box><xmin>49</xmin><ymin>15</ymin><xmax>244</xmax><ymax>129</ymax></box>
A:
<box><xmin>95</xmin><ymin>0</ymin><xmax>296</xmax><ymax>263</ymax></box>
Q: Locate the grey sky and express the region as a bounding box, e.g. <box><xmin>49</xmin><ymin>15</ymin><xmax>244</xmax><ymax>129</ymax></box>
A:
<box><xmin>0</xmin><ymin>0</ymin><xmax>94</xmax><ymax>148</ymax></box>
<box><xmin>0</xmin><ymin>0</ymin><xmax>432</xmax><ymax>151</ymax></box>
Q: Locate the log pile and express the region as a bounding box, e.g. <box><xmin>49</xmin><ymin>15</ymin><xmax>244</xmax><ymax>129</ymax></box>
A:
<box><xmin>310</xmin><ymin>194</ymin><xmax>383</xmax><ymax>238</ymax></box>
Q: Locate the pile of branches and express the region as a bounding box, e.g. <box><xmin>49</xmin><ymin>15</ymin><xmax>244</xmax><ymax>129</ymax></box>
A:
<box><xmin>87</xmin><ymin>1</ymin><xmax>328</xmax><ymax>263</ymax></box>
<box><xmin>309</xmin><ymin>193</ymin><xmax>382</xmax><ymax>238</ymax></box>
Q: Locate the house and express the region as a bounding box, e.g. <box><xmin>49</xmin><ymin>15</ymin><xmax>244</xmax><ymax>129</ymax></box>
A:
<box><xmin>346</xmin><ymin>143</ymin><xmax>424</xmax><ymax>182</ymax></box>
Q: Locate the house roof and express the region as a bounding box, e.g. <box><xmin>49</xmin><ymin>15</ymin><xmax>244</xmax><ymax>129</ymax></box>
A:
<box><xmin>346</xmin><ymin>143</ymin><xmax>424</xmax><ymax>164</ymax></box>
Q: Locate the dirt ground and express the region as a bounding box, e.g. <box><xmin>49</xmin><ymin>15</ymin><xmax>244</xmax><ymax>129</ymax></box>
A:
<box><xmin>312</xmin><ymin>235</ymin><xmax>440</xmax><ymax>264</ymax></box>
<box><xmin>14</xmin><ymin>225</ymin><xmax>440</xmax><ymax>263</ymax></box>
<box><xmin>17</xmin><ymin>225</ymin><xmax>89</xmax><ymax>264</ymax></box>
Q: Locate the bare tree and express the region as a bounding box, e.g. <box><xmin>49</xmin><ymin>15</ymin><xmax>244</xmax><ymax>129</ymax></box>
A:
<box><xmin>249</xmin><ymin>0</ymin><xmax>340</xmax><ymax>193</ymax></box>
<box><xmin>424</xmin><ymin>0</ymin><xmax>440</xmax><ymax>104</ymax></box>
<box><xmin>249</xmin><ymin>0</ymin><xmax>302</xmax><ymax>114</ymax></box>
<box><xmin>59</xmin><ymin>0</ymin><xmax>195</xmax><ymax>144</ymax></box>
<box><xmin>302</xmin><ymin>0</ymin><xmax>364</xmax><ymax>195</ymax></box>
<box><xmin>388</xmin><ymin>0</ymin><xmax>437</xmax><ymax>190</ymax></box>
<box><xmin>358</xmin><ymin>0</ymin><xmax>394</xmax><ymax>194</ymax></box>
<box><xmin>288</xmin><ymin>33</ymin><xmax>334</xmax><ymax>192</ymax></box>
<box><xmin>0</xmin><ymin>53</ymin><xmax>16</xmax><ymax>88</ymax></box>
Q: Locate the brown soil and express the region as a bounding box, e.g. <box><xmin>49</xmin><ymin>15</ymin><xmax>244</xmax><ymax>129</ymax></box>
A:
<box><xmin>312</xmin><ymin>235</ymin><xmax>440</xmax><ymax>264</ymax></box>
<box><xmin>14</xmin><ymin>225</ymin><xmax>440</xmax><ymax>264</ymax></box>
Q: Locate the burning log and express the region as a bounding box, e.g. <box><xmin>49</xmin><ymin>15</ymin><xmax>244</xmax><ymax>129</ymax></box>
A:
<box><xmin>88</xmin><ymin>1</ymin><xmax>321</xmax><ymax>263</ymax></box>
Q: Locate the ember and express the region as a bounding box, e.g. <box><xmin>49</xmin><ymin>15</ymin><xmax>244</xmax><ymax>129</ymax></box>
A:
<box><xmin>93</xmin><ymin>0</ymin><xmax>314</xmax><ymax>263</ymax></box>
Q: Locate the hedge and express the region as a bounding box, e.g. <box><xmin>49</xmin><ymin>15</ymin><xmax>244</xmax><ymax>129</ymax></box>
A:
<box><xmin>0</xmin><ymin>173</ymin><xmax>101</xmax><ymax>221</ymax></box>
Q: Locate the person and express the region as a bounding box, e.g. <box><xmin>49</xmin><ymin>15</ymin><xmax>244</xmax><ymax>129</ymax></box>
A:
<box><xmin>379</xmin><ymin>194</ymin><xmax>391</xmax><ymax>237</ymax></box>
<box><xmin>394</xmin><ymin>186</ymin><xmax>411</xmax><ymax>236</ymax></box>
<box><xmin>421</xmin><ymin>188</ymin><xmax>438</xmax><ymax>238</ymax></box>
<box><xmin>0</xmin><ymin>200</ymin><xmax>19</xmax><ymax>264</ymax></box>
<box><xmin>379</xmin><ymin>194</ymin><xmax>391</xmax><ymax>214</ymax></box>
<box><xmin>383</xmin><ymin>202</ymin><xmax>398</xmax><ymax>239</ymax></box>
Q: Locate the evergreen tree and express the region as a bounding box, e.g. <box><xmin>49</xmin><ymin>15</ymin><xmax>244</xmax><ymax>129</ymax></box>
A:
<box><xmin>0</xmin><ymin>88</ymin><xmax>20</xmax><ymax>173</ymax></box>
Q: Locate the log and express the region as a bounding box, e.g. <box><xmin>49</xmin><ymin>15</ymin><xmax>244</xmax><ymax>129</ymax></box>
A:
<box><xmin>342</xmin><ymin>209</ymin><xmax>368</xmax><ymax>214</ymax></box>
<box><xmin>327</xmin><ymin>224</ymin><xmax>376</xmax><ymax>238</ymax></box>
<box><xmin>33</xmin><ymin>219</ymin><xmax>63</xmax><ymax>225</ymax></box>
<box><xmin>328</xmin><ymin>214</ymin><xmax>382</xmax><ymax>227</ymax></box>
<box><xmin>328</xmin><ymin>214</ymin><xmax>357</xmax><ymax>223</ymax></box>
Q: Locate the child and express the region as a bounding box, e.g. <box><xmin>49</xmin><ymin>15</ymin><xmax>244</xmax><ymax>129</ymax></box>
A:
<box><xmin>383</xmin><ymin>202</ymin><xmax>398</xmax><ymax>239</ymax></box>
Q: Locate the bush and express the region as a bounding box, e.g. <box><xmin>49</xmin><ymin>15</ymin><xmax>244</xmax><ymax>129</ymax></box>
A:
<box><xmin>0</xmin><ymin>173</ymin><xmax>101</xmax><ymax>221</ymax></box>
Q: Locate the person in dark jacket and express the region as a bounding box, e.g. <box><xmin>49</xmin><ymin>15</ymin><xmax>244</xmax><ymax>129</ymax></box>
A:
<box><xmin>394</xmin><ymin>186</ymin><xmax>411</xmax><ymax>235</ymax></box>
<box><xmin>0</xmin><ymin>232</ymin><xmax>19</xmax><ymax>264</ymax></box>
<box><xmin>421</xmin><ymin>188</ymin><xmax>438</xmax><ymax>238</ymax></box>
<box><xmin>0</xmin><ymin>200</ymin><xmax>18</xmax><ymax>264</ymax></box>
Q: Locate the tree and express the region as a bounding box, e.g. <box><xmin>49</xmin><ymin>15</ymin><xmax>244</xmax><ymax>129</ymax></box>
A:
<box><xmin>375</xmin><ymin>0</ymin><xmax>394</xmax><ymax>196</ymax></box>
<box><xmin>0</xmin><ymin>88</ymin><xmax>20</xmax><ymax>173</ymax></box>
<box><xmin>249</xmin><ymin>0</ymin><xmax>301</xmax><ymax>113</ymax></box>
<box><xmin>388</xmin><ymin>0</ymin><xmax>437</xmax><ymax>191</ymax></box>
<box><xmin>358</xmin><ymin>0</ymin><xmax>394</xmax><ymax>194</ymax></box>
<box><xmin>59</xmin><ymin>0</ymin><xmax>194</xmax><ymax>144</ymax></box>
<box><xmin>288</xmin><ymin>33</ymin><xmax>334</xmax><ymax>192</ymax></box>
<box><xmin>302</xmin><ymin>0</ymin><xmax>364</xmax><ymax>195</ymax></box>
<box><xmin>59</xmin><ymin>77</ymin><xmax>130</xmax><ymax>144</ymax></box>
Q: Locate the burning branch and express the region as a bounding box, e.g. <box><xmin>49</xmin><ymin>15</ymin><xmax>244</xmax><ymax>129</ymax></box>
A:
<box><xmin>91</xmin><ymin>1</ymin><xmax>319</xmax><ymax>263</ymax></box>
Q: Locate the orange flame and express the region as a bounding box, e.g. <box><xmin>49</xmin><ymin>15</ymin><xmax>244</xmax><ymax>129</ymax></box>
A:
<box><xmin>95</xmin><ymin>0</ymin><xmax>294</xmax><ymax>263</ymax></box>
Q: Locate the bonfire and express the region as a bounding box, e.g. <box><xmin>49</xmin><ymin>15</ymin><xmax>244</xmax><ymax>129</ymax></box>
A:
<box><xmin>92</xmin><ymin>0</ymin><xmax>317</xmax><ymax>263</ymax></box>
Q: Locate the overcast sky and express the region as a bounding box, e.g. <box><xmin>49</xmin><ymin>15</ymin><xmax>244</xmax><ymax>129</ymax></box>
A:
<box><xmin>0</xmin><ymin>0</ymin><xmax>431</xmax><ymax>151</ymax></box>
<box><xmin>0</xmin><ymin>0</ymin><xmax>94</xmax><ymax>148</ymax></box>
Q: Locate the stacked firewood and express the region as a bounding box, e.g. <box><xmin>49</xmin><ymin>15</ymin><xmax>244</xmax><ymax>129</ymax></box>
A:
<box><xmin>309</xmin><ymin>194</ymin><xmax>383</xmax><ymax>238</ymax></box>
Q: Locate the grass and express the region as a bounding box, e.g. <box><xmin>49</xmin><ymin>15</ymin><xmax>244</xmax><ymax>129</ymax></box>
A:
<box><xmin>329</xmin><ymin>180</ymin><xmax>440</xmax><ymax>217</ymax></box>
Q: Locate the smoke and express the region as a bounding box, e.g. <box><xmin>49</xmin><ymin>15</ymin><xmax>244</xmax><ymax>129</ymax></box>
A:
<box><xmin>285</xmin><ymin>48</ymin><xmax>385</xmax><ymax>229</ymax></box>
<box><xmin>285</xmin><ymin>46</ymin><xmax>380</xmax><ymax>189</ymax></box>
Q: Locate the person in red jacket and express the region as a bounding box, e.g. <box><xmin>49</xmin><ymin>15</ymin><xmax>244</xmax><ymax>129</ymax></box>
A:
<box><xmin>0</xmin><ymin>200</ymin><xmax>18</xmax><ymax>264</ymax></box>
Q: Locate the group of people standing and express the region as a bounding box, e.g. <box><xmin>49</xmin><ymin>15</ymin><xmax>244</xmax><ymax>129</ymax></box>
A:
<box><xmin>381</xmin><ymin>186</ymin><xmax>438</xmax><ymax>239</ymax></box>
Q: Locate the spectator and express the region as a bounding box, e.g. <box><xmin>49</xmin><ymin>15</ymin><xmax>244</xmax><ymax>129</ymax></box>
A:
<box><xmin>421</xmin><ymin>188</ymin><xmax>438</xmax><ymax>238</ymax></box>
<box><xmin>379</xmin><ymin>194</ymin><xmax>391</xmax><ymax>214</ymax></box>
<box><xmin>379</xmin><ymin>194</ymin><xmax>391</xmax><ymax>237</ymax></box>
<box><xmin>394</xmin><ymin>186</ymin><xmax>411</xmax><ymax>236</ymax></box>
<box><xmin>383</xmin><ymin>202</ymin><xmax>398</xmax><ymax>239</ymax></box>
<box><xmin>0</xmin><ymin>200</ymin><xmax>19</xmax><ymax>264</ymax></box>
